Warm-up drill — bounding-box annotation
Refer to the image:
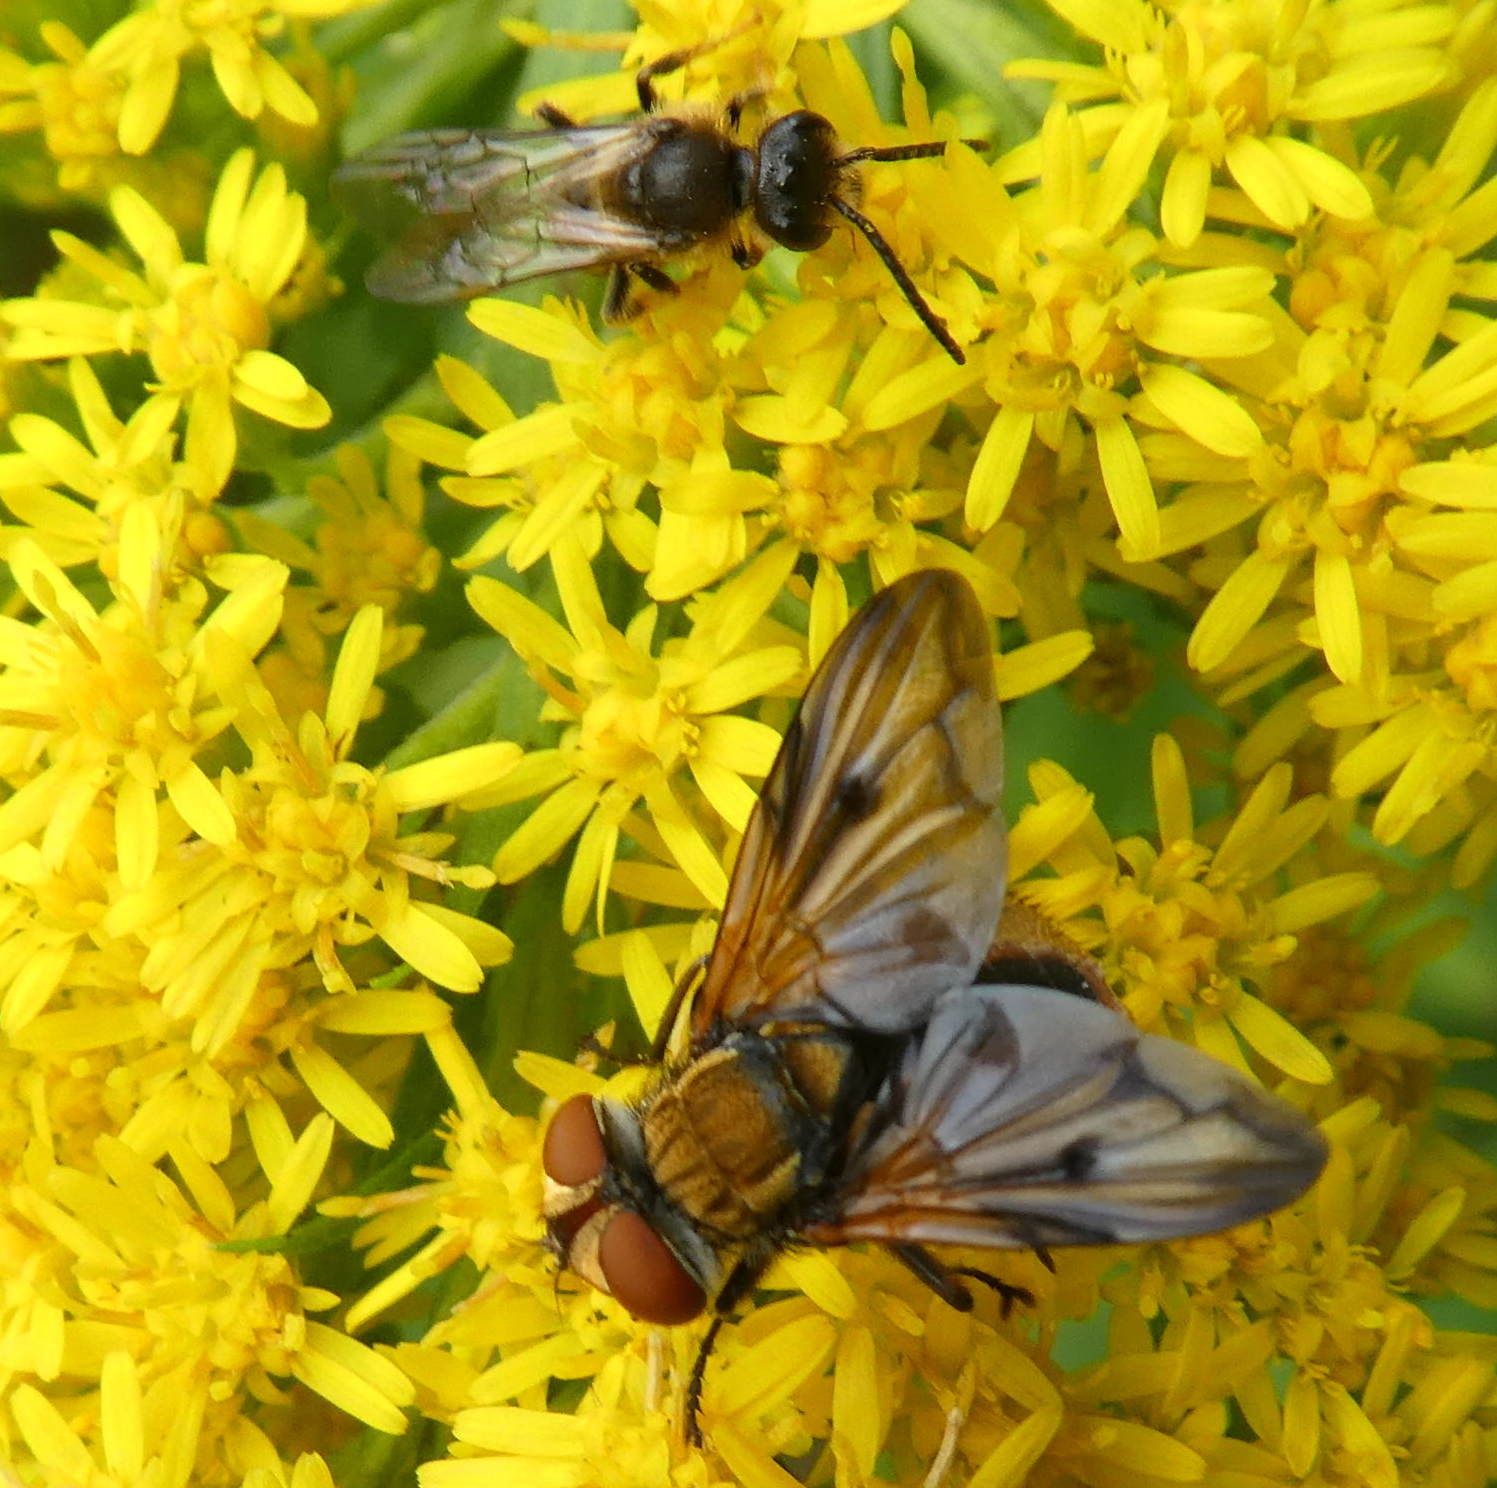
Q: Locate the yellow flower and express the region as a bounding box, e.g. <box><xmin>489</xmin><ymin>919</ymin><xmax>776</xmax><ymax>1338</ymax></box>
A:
<box><xmin>1010</xmin><ymin>0</ymin><xmax>1441</xmax><ymax>247</ymax></box>
<box><xmin>0</xmin><ymin>536</ymin><xmax>274</xmax><ymax>892</ymax></box>
<box><xmin>0</xmin><ymin>22</ymin><xmax>128</xmax><ymax>193</ymax></box>
<box><xmin>0</xmin><ymin>523</ymin><xmax>512</xmax><ymax>1147</ymax></box>
<box><xmin>429</xmin><ymin>1354</ymin><xmax>736</xmax><ymax>1488</ymax></box>
<box><xmin>466</xmin><ymin>539</ymin><xmax>800</xmax><ymax>928</ymax></box>
<box><xmin>329</xmin><ymin>1026</ymin><xmax>549</xmax><ymax>1337</ymax></box>
<box><xmin>949</xmin><ymin>103</ymin><xmax>1278</xmax><ymax>558</ymax></box>
<box><xmin>148</xmin><ymin>602</ymin><xmax>513</xmax><ymax>1014</ymax></box>
<box><xmin>0</xmin><ymin>355</ymin><xmax>229</xmax><ymax>574</ymax></box>
<box><xmin>1111</xmin><ymin>1102</ymin><xmax>1497</xmax><ymax>1488</ymax></box>
<box><xmin>649</xmin><ymin>319</ymin><xmax>1009</xmax><ymax>610</ymax></box>
<box><xmin>1386</xmin><ymin>1130</ymin><xmax>1497</xmax><ymax>1308</ymax></box>
<box><xmin>235</xmin><ymin>441</ymin><xmax>442</xmax><ymax>715</ymax></box>
<box><xmin>1264</xmin><ymin>917</ymin><xmax>1494</xmax><ymax>1123</ymax></box>
<box><xmin>1009</xmin><ymin>733</ymin><xmax>1374</xmax><ymax>1080</ymax></box>
<box><xmin>87</xmin><ymin>0</ymin><xmax>377</xmax><ymax>154</ymax></box>
<box><xmin>8</xmin><ymin>1357</ymin><xmax>185</xmax><ymax>1488</ymax></box>
<box><xmin>2</xmin><ymin>149</ymin><xmax>333</xmax><ymax>490</ymax></box>
<box><xmin>1</xmin><ymin>1117</ymin><xmax>415</xmax><ymax>1467</ymax></box>
<box><xmin>386</xmin><ymin>347</ymin><xmax>658</xmax><ymax>578</ymax></box>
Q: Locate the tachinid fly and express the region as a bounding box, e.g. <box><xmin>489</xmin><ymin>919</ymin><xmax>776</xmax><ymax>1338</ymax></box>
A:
<box><xmin>541</xmin><ymin>569</ymin><xmax>1328</xmax><ymax>1438</ymax></box>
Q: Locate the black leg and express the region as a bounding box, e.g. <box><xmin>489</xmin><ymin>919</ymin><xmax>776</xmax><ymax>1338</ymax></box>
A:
<box><xmin>635</xmin><ymin>25</ymin><xmax>757</xmax><ymax>112</ymax></box>
<box><xmin>723</xmin><ymin>86</ymin><xmax>767</xmax><ymax>132</ymax></box>
<box><xmin>603</xmin><ymin>264</ymin><xmax>634</xmax><ymax>321</ymax></box>
<box><xmin>646</xmin><ymin>956</ymin><xmax>705</xmax><ymax>1062</ymax></box>
<box><xmin>534</xmin><ymin>102</ymin><xmax>578</xmax><ymax>128</ymax></box>
<box><xmin>631</xmin><ymin>262</ymin><xmax>678</xmax><ymax>295</ymax></box>
<box><xmin>577</xmin><ymin>1029</ymin><xmax>657</xmax><ymax>1067</ymax></box>
<box><xmin>636</xmin><ymin>43</ymin><xmax>702</xmax><ymax>112</ymax></box>
<box><xmin>946</xmin><ymin>1265</ymin><xmax>1035</xmax><ymax>1319</ymax></box>
<box><xmin>603</xmin><ymin>263</ymin><xmax>680</xmax><ymax>323</ymax></box>
<box><xmin>889</xmin><ymin>1243</ymin><xmax>1034</xmax><ymax>1318</ymax></box>
<box><xmin>683</xmin><ymin>1255</ymin><xmax>764</xmax><ymax>1445</ymax></box>
<box><xmin>684</xmin><ymin>1313</ymin><xmax>727</xmax><ymax>1446</ymax></box>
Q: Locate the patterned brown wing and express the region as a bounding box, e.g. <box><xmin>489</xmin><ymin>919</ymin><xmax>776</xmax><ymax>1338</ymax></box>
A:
<box><xmin>804</xmin><ymin>982</ymin><xmax>1328</xmax><ymax>1250</ymax></box>
<box><xmin>690</xmin><ymin>569</ymin><xmax>1006</xmax><ymax>1040</ymax></box>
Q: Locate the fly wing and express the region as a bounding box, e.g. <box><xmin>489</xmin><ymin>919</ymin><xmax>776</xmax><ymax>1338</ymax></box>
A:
<box><xmin>690</xmin><ymin>569</ymin><xmax>1006</xmax><ymax>1039</ymax></box>
<box><xmin>333</xmin><ymin>125</ymin><xmax>667</xmax><ymax>302</ymax></box>
<box><xmin>805</xmin><ymin>982</ymin><xmax>1327</xmax><ymax>1249</ymax></box>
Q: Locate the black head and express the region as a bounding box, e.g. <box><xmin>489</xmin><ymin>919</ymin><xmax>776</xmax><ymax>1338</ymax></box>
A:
<box><xmin>753</xmin><ymin>110</ymin><xmax>840</xmax><ymax>251</ymax></box>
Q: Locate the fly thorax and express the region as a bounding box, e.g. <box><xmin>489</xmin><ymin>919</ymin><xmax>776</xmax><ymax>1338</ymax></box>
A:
<box><xmin>640</xmin><ymin>1045</ymin><xmax>804</xmax><ymax>1238</ymax></box>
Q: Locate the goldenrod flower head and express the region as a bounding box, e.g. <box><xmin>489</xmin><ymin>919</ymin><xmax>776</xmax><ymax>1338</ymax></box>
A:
<box><xmin>238</xmin><ymin>442</ymin><xmax>442</xmax><ymax>712</ymax></box>
<box><xmin>0</xmin><ymin>535</ymin><xmax>266</xmax><ymax>892</ymax></box>
<box><xmin>429</xmin><ymin>1356</ymin><xmax>736</xmax><ymax>1488</ymax></box>
<box><xmin>3</xmin><ymin>1117</ymin><xmax>415</xmax><ymax>1467</ymax></box>
<box><xmin>329</xmin><ymin>1027</ymin><xmax>549</xmax><ymax>1335</ymax></box>
<box><xmin>468</xmin><ymin>288</ymin><xmax>742</xmax><ymax>484</ymax></box>
<box><xmin>1</xmin><ymin>2</ymin><xmax>1492</xmax><ymax>1485</ymax></box>
<box><xmin>0</xmin><ymin>23</ymin><xmax>128</xmax><ymax>194</ymax></box>
<box><xmin>0</xmin><ymin>356</ymin><xmax>228</xmax><ymax>577</ymax></box>
<box><xmin>389</xmin><ymin>330</ymin><xmax>665</xmax><ymax>578</ymax></box>
<box><xmin>1384</xmin><ymin>1130</ymin><xmax>1497</xmax><ymax>1309</ymax></box>
<box><xmin>177</xmin><ymin>605</ymin><xmax>512</xmax><ymax>1004</ymax></box>
<box><xmin>87</xmin><ymin>0</ymin><xmax>380</xmax><ymax>156</ymax></box>
<box><xmin>956</xmin><ymin>103</ymin><xmax>1279</xmax><ymax>557</ymax></box>
<box><xmin>1011</xmin><ymin>0</ymin><xmax>1441</xmax><ymax>247</ymax></box>
<box><xmin>2</xmin><ymin>150</ymin><xmax>332</xmax><ymax>490</ymax></box>
<box><xmin>0</xmin><ymin>526</ymin><xmax>510</xmax><ymax>1156</ymax></box>
<box><xmin>1011</xmin><ymin>735</ymin><xmax>1374</xmax><ymax>1080</ymax></box>
<box><xmin>1262</xmin><ymin>916</ymin><xmax>1495</xmax><ymax>1123</ymax></box>
<box><xmin>469</xmin><ymin>540</ymin><xmax>799</xmax><ymax>926</ymax></box>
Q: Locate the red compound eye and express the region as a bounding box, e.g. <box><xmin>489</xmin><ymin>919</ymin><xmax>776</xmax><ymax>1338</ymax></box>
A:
<box><xmin>598</xmin><ymin>1209</ymin><xmax>706</xmax><ymax>1325</ymax></box>
<box><xmin>543</xmin><ymin>1094</ymin><xmax>607</xmax><ymax>1186</ymax></box>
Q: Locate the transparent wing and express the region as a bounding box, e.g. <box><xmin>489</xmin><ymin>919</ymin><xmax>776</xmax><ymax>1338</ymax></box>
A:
<box><xmin>805</xmin><ymin>982</ymin><xmax>1327</xmax><ymax>1249</ymax></box>
<box><xmin>333</xmin><ymin>125</ymin><xmax>667</xmax><ymax>302</ymax></box>
<box><xmin>690</xmin><ymin>569</ymin><xmax>1006</xmax><ymax>1039</ymax></box>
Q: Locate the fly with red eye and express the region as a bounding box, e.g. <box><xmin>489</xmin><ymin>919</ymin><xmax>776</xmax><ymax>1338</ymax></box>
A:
<box><xmin>540</xmin><ymin>569</ymin><xmax>1328</xmax><ymax>1444</ymax></box>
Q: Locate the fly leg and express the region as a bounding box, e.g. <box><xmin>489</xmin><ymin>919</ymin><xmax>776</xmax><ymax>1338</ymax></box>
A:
<box><xmin>635</xmin><ymin>40</ymin><xmax>716</xmax><ymax>112</ymax></box>
<box><xmin>533</xmin><ymin>102</ymin><xmax>578</xmax><ymax>128</ymax></box>
<box><xmin>683</xmin><ymin>1255</ymin><xmax>763</xmax><ymax>1445</ymax></box>
<box><xmin>889</xmin><ymin>1241</ymin><xmax>1035</xmax><ymax>1319</ymax></box>
<box><xmin>635</xmin><ymin>18</ymin><xmax>760</xmax><ymax>112</ymax></box>
<box><xmin>723</xmin><ymin>87</ymin><xmax>767</xmax><ymax>131</ymax></box>
<box><xmin>602</xmin><ymin>262</ymin><xmax>678</xmax><ymax>321</ymax></box>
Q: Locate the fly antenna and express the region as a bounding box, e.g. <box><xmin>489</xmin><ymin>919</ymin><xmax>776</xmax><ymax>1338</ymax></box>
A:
<box><xmin>827</xmin><ymin>194</ymin><xmax>966</xmax><ymax>365</ymax></box>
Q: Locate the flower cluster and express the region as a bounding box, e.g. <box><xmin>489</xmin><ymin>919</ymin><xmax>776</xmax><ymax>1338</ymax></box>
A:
<box><xmin>0</xmin><ymin>0</ymin><xmax>1493</xmax><ymax>1485</ymax></box>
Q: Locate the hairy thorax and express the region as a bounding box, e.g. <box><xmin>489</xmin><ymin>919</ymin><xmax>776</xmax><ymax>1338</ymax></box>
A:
<box><xmin>639</xmin><ymin>1030</ymin><xmax>855</xmax><ymax>1239</ymax></box>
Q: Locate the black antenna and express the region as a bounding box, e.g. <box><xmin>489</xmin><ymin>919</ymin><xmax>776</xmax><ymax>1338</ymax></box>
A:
<box><xmin>828</xmin><ymin>194</ymin><xmax>965</xmax><ymax>365</ymax></box>
<box><xmin>836</xmin><ymin>138</ymin><xmax>986</xmax><ymax>166</ymax></box>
